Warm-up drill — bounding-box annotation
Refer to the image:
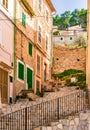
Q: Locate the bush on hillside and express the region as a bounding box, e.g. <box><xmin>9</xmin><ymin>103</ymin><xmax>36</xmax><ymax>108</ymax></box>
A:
<box><xmin>52</xmin><ymin>69</ymin><xmax>86</xmax><ymax>89</ymax></box>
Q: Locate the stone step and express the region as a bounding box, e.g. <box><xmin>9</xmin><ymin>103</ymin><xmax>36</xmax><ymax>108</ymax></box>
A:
<box><xmin>34</xmin><ymin>110</ymin><xmax>90</xmax><ymax>130</ymax></box>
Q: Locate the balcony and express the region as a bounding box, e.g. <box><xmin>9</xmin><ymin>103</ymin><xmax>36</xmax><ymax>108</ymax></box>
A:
<box><xmin>0</xmin><ymin>47</ymin><xmax>12</xmax><ymax>68</ymax></box>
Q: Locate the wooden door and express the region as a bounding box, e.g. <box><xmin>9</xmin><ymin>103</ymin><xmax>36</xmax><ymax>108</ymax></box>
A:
<box><xmin>27</xmin><ymin>67</ymin><xmax>33</xmax><ymax>89</ymax></box>
<box><xmin>0</xmin><ymin>68</ymin><xmax>8</xmax><ymax>104</ymax></box>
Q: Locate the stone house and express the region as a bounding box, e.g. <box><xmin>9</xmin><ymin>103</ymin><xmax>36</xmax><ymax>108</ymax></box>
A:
<box><xmin>15</xmin><ymin>0</ymin><xmax>55</xmax><ymax>95</ymax></box>
<box><xmin>53</xmin><ymin>25</ymin><xmax>87</xmax><ymax>46</ymax></box>
<box><xmin>0</xmin><ymin>0</ymin><xmax>14</xmax><ymax>103</ymax></box>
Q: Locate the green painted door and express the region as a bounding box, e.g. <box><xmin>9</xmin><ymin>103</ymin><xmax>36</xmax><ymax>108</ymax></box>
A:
<box><xmin>27</xmin><ymin>68</ymin><xmax>33</xmax><ymax>89</ymax></box>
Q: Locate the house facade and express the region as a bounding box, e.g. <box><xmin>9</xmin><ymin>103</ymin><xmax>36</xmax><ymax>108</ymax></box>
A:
<box><xmin>0</xmin><ymin>0</ymin><xmax>14</xmax><ymax>103</ymax></box>
<box><xmin>15</xmin><ymin>0</ymin><xmax>55</xmax><ymax>95</ymax></box>
<box><xmin>53</xmin><ymin>25</ymin><xmax>87</xmax><ymax>46</ymax></box>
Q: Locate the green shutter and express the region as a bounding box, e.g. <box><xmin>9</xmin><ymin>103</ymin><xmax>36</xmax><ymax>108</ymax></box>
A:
<box><xmin>22</xmin><ymin>12</ymin><xmax>26</xmax><ymax>26</ymax></box>
<box><xmin>29</xmin><ymin>43</ymin><xmax>32</xmax><ymax>56</ymax></box>
<box><xmin>18</xmin><ymin>62</ymin><xmax>24</xmax><ymax>80</ymax></box>
<box><xmin>27</xmin><ymin>68</ymin><xmax>32</xmax><ymax>89</ymax></box>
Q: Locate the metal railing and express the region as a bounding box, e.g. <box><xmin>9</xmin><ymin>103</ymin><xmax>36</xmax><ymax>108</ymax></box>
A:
<box><xmin>0</xmin><ymin>90</ymin><xmax>87</xmax><ymax>130</ymax></box>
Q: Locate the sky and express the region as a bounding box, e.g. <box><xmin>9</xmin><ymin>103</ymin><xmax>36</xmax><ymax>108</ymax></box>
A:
<box><xmin>51</xmin><ymin>0</ymin><xmax>87</xmax><ymax>15</ymax></box>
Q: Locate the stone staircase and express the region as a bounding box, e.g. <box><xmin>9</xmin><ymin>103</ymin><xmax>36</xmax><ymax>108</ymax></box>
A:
<box><xmin>0</xmin><ymin>88</ymin><xmax>89</xmax><ymax>130</ymax></box>
<box><xmin>33</xmin><ymin>110</ymin><xmax>90</xmax><ymax>130</ymax></box>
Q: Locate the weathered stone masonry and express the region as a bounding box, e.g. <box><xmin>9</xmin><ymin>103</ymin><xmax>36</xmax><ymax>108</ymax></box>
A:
<box><xmin>52</xmin><ymin>46</ymin><xmax>86</xmax><ymax>74</ymax></box>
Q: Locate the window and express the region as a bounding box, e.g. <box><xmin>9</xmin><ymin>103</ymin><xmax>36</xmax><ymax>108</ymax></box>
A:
<box><xmin>2</xmin><ymin>0</ymin><xmax>8</xmax><ymax>9</ymax></box>
<box><xmin>38</xmin><ymin>26</ymin><xmax>41</xmax><ymax>43</ymax></box>
<box><xmin>22</xmin><ymin>12</ymin><xmax>26</xmax><ymax>26</ymax></box>
<box><xmin>36</xmin><ymin>80</ymin><xmax>40</xmax><ymax>92</ymax></box>
<box><xmin>46</xmin><ymin>10</ymin><xmax>49</xmax><ymax>22</ymax></box>
<box><xmin>28</xmin><ymin>43</ymin><xmax>32</xmax><ymax>56</ymax></box>
<box><xmin>70</xmin><ymin>36</ymin><xmax>73</xmax><ymax>40</ymax></box>
<box><xmin>60</xmin><ymin>37</ymin><xmax>64</xmax><ymax>41</ymax></box>
<box><xmin>46</xmin><ymin>35</ymin><xmax>48</xmax><ymax>51</ymax></box>
<box><xmin>37</xmin><ymin>55</ymin><xmax>40</xmax><ymax>75</ymax></box>
<box><xmin>18</xmin><ymin>62</ymin><xmax>24</xmax><ymax>80</ymax></box>
<box><xmin>39</xmin><ymin>0</ymin><xmax>41</xmax><ymax>11</ymax></box>
<box><xmin>44</xmin><ymin>63</ymin><xmax>47</xmax><ymax>82</ymax></box>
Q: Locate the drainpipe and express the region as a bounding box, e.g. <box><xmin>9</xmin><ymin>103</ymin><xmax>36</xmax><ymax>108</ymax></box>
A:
<box><xmin>13</xmin><ymin>0</ymin><xmax>16</xmax><ymax>101</ymax></box>
<box><xmin>87</xmin><ymin>0</ymin><xmax>90</xmax><ymax>107</ymax></box>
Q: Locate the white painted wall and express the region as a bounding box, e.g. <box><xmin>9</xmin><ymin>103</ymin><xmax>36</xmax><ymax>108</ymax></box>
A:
<box><xmin>0</xmin><ymin>0</ymin><xmax>14</xmax><ymax>19</ymax></box>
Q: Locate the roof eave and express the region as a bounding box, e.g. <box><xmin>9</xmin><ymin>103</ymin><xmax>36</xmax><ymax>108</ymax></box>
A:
<box><xmin>22</xmin><ymin>0</ymin><xmax>35</xmax><ymax>16</ymax></box>
<box><xmin>46</xmin><ymin>0</ymin><xmax>56</xmax><ymax>13</ymax></box>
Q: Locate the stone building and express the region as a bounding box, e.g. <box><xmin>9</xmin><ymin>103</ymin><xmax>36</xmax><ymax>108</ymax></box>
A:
<box><xmin>53</xmin><ymin>25</ymin><xmax>87</xmax><ymax>46</ymax></box>
<box><xmin>0</xmin><ymin>0</ymin><xmax>14</xmax><ymax>103</ymax></box>
<box><xmin>15</xmin><ymin>0</ymin><xmax>55</xmax><ymax>95</ymax></box>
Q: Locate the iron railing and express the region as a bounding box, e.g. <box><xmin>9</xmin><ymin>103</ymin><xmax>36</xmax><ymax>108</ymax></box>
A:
<box><xmin>0</xmin><ymin>90</ymin><xmax>87</xmax><ymax>130</ymax></box>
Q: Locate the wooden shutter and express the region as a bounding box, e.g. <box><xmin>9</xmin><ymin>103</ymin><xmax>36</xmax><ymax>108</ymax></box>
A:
<box><xmin>18</xmin><ymin>62</ymin><xmax>24</xmax><ymax>80</ymax></box>
<box><xmin>22</xmin><ymin>12</ymin><xmax>26</xmax><ymax>26</ymax></box>
<box><xmin>27</xmin><ymin>68</ymin><xmax>32</xmax><ymax>89</ymax></box>
<box><xmin>29</xmin><ymin>43</ymin><xmax>32</xmax><ymax>56</ymax></box>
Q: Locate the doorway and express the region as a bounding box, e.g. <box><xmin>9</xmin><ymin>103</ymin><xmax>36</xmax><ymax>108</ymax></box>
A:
<box><xmin>26</xmin><ymin>67</ymin><xmax>33</xmax><ymax>89</ymax></box>
<box><xmin>0</xmin><ymin>68</ymin><xmax>8</xmax><ymax>103</ymax></box>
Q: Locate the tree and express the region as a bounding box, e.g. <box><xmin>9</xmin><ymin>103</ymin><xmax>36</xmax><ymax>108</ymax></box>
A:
<box><xmin>53</xmin><ymin>15</ymin><xmax>61</xmax><ymax>26</ymax></box>
<box><xmin>79</xmin><ymin>9</ymin><xmax>87</xmax><ymax>29</ymax></box>
<box><xmin>53</xmin><ymin>9</ymin><xmax>87</xmax><ymax>30</ymax></box>
<box><xmin>60</xmin><ymin>11</ymin><xmax>71</xmax><ymax>29</ymax></box>
<box><xmin>69</xmin><ymin>9</ymin><xmax>80</xmax><ymax>26</ymax></box>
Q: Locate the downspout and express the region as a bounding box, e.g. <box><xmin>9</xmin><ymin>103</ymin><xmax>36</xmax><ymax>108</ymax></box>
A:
<box><xmin>13</xmin><ymin>0</ymin><xmax>16</xmax><ymax>101</ymax></box>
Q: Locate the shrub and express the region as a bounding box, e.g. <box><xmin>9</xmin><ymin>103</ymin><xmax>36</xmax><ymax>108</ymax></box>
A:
<box><xmin>52</xmin><ymin>69</ymin><xmax>83</xmax><ymax>79</ymax></box>
<box><xmin>36</xmin><ymin>91</ymin><xmax>44</xmax><ymax>97</ymax></box>
<box><xmin>20</xmin><ymin>93</ymin><xmax>28</xmax><ymax>98</ymax></box>
<box><xmin>52</xmin><ymin>69</ymin><xmax>86</xmax><ymax>89</ymax></box>
<box><xmin>53</xmin><ymin>30</ymin><xmax>60</xmax><ymax>36</ymax></box>
<box><xmin>73</xmin><ymin>35</ymin><xmax>87</xmax><ymax>47</ymax></box>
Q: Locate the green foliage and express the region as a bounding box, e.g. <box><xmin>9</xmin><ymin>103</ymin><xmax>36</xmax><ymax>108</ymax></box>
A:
<box><xmin>53</xmin><ymin>30</ymin><xmax>60</xmax><ymax>36</ymax></box>
<box><xmin>36</xmin><ymin>91</ymin><xmax>44</xmax><ymax>97</ymax></box>
<box><xmin>20</xmin><ymin>93</ymin><xmax>28</xmax><ymax>98</ymax></box>
<box><xmin>52</xmin><ymin>69</ymin><xmax>86</xmax><ymax>89</ymax></box>
<box><xmin>52</xmin><ymin>69</ymin><xmax>83</xmax><ymax>79</ymax></box>
<box><xmin>73</xmin><ymin>35</ymin><xmax>87</xmax><ymax>47</ymax></box>
<box><xmin>16</xmin><ymin>93</ymin><xmax>28</xmax><ymax>100</ymax></box>
<box><xmin>53</xmin><ymin>9</ymin><xmax>87</xmax><ymax>30</ymax></box>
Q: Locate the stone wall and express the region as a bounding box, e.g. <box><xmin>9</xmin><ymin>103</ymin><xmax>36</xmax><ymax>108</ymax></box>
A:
<box><xmin>36</xmin><ymin>111</ymin><xmax>90</xmax><ymax>130</ymax></box>
<box><xmin>52</xmin><ymin>46</ymin><xmax>86</xmax><ymax>74</ymax></box>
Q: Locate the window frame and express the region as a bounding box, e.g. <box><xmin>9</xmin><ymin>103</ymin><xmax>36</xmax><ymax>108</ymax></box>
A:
<box><xmin>2</xmin><ymin>0</ymin><xmax>8</xmax><ymax>9</ymax></box>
